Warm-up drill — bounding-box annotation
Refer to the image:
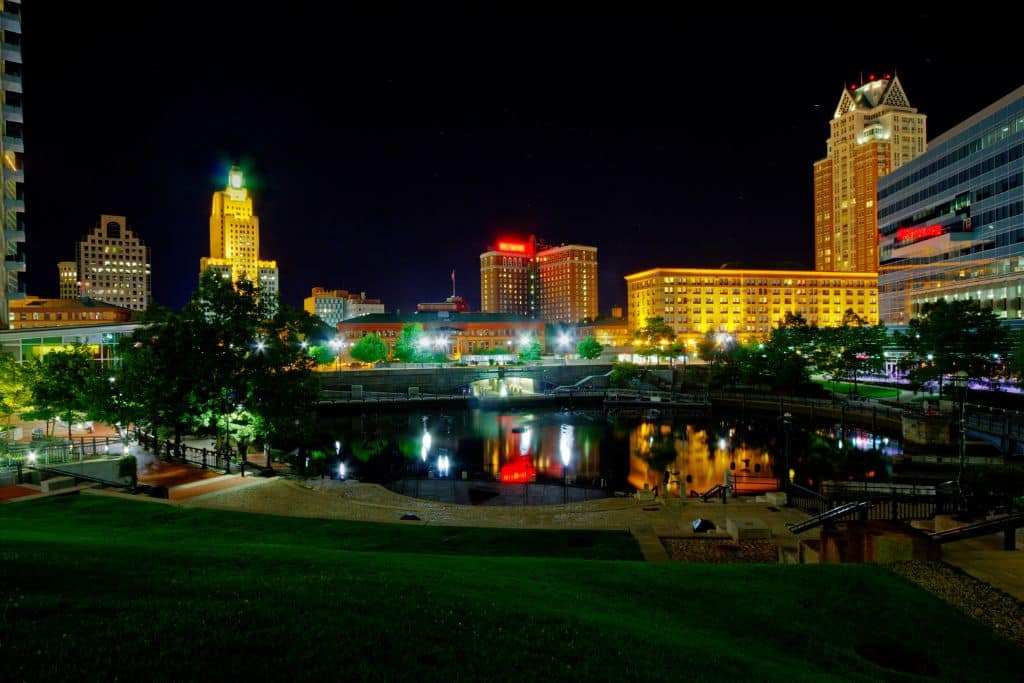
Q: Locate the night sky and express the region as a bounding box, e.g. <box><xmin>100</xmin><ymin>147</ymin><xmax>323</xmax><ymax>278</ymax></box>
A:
<box><xmin>20</xmin><ymin>7</ymin><xmax>1023</xmax><ymax>313</ymax></box>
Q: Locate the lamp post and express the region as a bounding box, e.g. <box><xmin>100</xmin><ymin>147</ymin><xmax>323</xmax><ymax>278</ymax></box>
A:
<box><xmin>953</xmin><ymin>370</ymin><xmax>969</xmax><ymax>509</ymax></box>
<box><xmin>780</xmin><ymin>412</ymin><xmax>792</xmax><ymax>495</ymax></box>
<box><xmin>559</xmin><ymin>424</ymin><xmax>573</xmax><ymax>504</ymax></box>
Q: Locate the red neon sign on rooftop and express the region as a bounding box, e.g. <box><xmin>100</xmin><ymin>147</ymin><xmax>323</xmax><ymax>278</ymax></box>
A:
<box><xmin>896</xmin><ymin>225</ymin><xmax>943</xmax><ymax>242</ymax></box>
<box><xmin>496</xmin><ymin>239</ymin><xmax>534</xmax><ymax>256</ymax></box>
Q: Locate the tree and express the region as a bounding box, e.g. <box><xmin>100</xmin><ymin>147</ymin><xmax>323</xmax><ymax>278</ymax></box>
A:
<box><xmin>896</xmin><ymin>299</ymin><xmax>1008</xmax><ymax>396</ymax></box>
<box><xmin>577</xmin><ymin>336</ymin><xmax>604</xmax><ymax>360</ymax></box>
<box><xmin>815</xmin><ymin>310</ymin><xmax>886</xmax><ymax>395</ymax></box>
<box><xmin>351</xmin><ymin>334</ymin><xmax>388</xmax><ymax>364</ymax></box>
<box><xmin>393</xmin><ymin>323</ymin><xmax>426</xmax><ymax>362</ymax></box>
<box><xmin>29</xmin><ymin>345</ymin><xmax>97</xmax><ymax>440</ymax></box>
<box><xmin>519</xmin><ymin>340</ymin><xmax>543</xmax><ymax>361</ymax></box>
<box><xmin>633</xmin><ymin>317</ymin><xmax>675</xmax><ymax>358</ymax></box>
<box><xmin>0</xmin><ymin>354</ymin><xmax>33</xmax><ymax>452</ymax></box>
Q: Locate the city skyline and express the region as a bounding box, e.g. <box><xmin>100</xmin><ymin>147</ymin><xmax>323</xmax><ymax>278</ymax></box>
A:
<box><xmin>20</xmin><ymin>6</ymin><xmax>1024</xmax><ymax>314</ymax></box>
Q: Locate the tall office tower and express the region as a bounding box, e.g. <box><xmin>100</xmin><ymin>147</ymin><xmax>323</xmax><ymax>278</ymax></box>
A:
<box><xmin>814</xmin><ymin>74</ymin><xmax>927</xmax><ymax>272</ymax></box>
<box><xmin>200</xmin><ymin>165</ymin><xmax>279</xmax><ymax>302</ymax></box>
<box><xmin>536</xmin><ymin>244</ymin><xmax>598</xmax><ymax>322</ymax></box>
<box><xmin>57</xmin><ymin>261</ymin><xmax>77</xmax><ymax>299</ymax></box>
<box><xmin>69</xmin><ymin>215</ymin><xmax>152</xmax><ymax>310</ymax></box>
<box><xmin>878</xmin><ymin>86</ymin><xmax>1024</xmax><ymax>324</ymax></box>
<box><xmin>479</xmin><ymin>237</ymin><xmax>537</xmax><ymax>316</ymax></box>
<box><xmin>0</xmin><ymin>0</ymin><xmax>25</xmax><ymax>328</ymax></box>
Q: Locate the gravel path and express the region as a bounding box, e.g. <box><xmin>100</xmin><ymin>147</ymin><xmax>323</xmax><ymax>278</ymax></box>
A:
<box><xmin>662</xmin><ymin>538</ymin><xmax>779</xmax><ymax>563</ymax></box>
<box><xmin>888</xmin><ymin>561</ymin><xmax>1024</xmax><ymax>647</ymax></box>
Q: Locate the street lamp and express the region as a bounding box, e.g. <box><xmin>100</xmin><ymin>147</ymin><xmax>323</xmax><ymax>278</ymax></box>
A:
<box><xmin>953</xmin><ymin>370</ymin><xmax>969</xmax><ymax>506</ymax></box>
<box><xmin>558</xmin><ymin>333</ymin><xmax>572</xmax><ymax>364</ymax></box>
<box><xmin>330</xmin><ymin>338</ymin><xmax>343</xmax><ymax>370</ymax></box>
<box><xmin>559</xmin><ymin>424</ymin><xmax>573</xmax><ymax>504</ymax></box>
<box><xmin>780</xmin><ymin>412</ymin><xmax>792</xmax><ymax>495</ymax></box>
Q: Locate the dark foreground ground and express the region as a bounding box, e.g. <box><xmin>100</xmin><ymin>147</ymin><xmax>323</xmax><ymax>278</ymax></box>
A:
<box><xmin>1</xmin><ymin>494</ymin><xmax>1021</xmax><ymax>681</ymax></box>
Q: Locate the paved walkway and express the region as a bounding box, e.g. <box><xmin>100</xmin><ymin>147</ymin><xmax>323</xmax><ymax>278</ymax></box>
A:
<box><xmin>178</xmin><ymin>478</ymin><xmax>820</xmax><ymax>560</ymax></box>
<box><xmin>941</xmin><ymin>529</ymin><xmax>1024</xmax><ymax>602</ymax></box>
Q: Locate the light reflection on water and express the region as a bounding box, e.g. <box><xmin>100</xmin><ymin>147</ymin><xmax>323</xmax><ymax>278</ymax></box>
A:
<box><xmin>325</xmin><ymin>409</ymin><xmax>901</xmax><ymax>494</ymax></box>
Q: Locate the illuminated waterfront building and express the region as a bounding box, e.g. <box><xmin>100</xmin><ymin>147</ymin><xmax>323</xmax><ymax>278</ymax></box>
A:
<box><xmin>336</xmin><ymin>312</ymin><xmax>545</xmax><ymax>357</ymax></box>
<box><xmin>58</xmin><ymin>261</ymin><xmax>77</xmax><ymax>300</ymax></box>
<box><xmin>0</xmin><ymin>0</ymin><xmax>25</xmax><ymax>328</ymax></box>
<box><xmin>625</xmin><ymin>267</ymin><xmax>878</xmax><ymax>344</ymax></box>
<box><xmin>62</xmin><ymin>215</ymin><xmax>151</xmax><ymax>311</ymax></box>
<box><xmin>303</xmin><ymin>287</ymin><xmax>384</xmax><ymax>327</ymax></box>
<box><xmin>878</xmin><ymin>85</ymin><xmax>1024</xmax><ymax>325</ymax></box>
<box><xmin>200</xmin><ymin>165</ymin><xmax>278</xmax><ymax>302</ymax></box>
<box><xmin>814</xmin><ymin>75</ymin><xmax>927</xmax><ymax>272</ymax></box>
<box><xmin>479</xmin><ymin>236</ymin><xmax>598</xmax><ymax>322</ymax></box>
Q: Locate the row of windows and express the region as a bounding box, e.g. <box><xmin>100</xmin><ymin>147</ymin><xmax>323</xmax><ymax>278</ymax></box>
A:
<box><xmin>650</xmin><ymin>276</ymin><xmax>874</xmax><ymax>287</ymax></box>
<box><xmin>879</xmin><ymin>143</ymin><xmax>1024</xmax><ymax>219</ymax></box>
<box><xmin>878</xmin><ymin>115</ymin><xmax>1024</xmax><ymax>200</ymax></box>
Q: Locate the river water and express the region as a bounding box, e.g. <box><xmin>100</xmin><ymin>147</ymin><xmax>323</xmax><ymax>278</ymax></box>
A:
<box><xmin>321</xmin><ymin>407</ymin><xmax>902</xmax><ymax>497</ymax></box>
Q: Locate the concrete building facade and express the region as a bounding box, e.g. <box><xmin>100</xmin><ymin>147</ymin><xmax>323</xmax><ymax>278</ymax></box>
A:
<box><xmin>63</xmin><ymin>215</ymin><xmax>151</xmax><ymax>311</ymax></box>
<box><xmin>878</xmin><ymin>85</ymin><xmax>1024</xmax><ymax>325</ymax></box>
<box><xmin>0</xmin><ymin>0</ymin><xmax>25</xmax><ymax>329</ymax></box>
<box><xmin>304</xmin><ymin>287</ymin><xmax>385</xmax><ymax>327</ymax></box>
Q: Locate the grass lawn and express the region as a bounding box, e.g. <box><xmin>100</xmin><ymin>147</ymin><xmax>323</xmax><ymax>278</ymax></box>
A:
<box><xmin>814</xmin><ymin>379</ymin><xmax>901</xmax><ymax>400</ymax></box>
<box><xmin>1</xmin><ymin>495</ymin><xmax>1022</xmax><ymax>682</ymax></box>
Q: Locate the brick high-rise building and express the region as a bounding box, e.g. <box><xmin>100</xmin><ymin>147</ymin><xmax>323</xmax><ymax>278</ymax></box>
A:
<box><xmin>814</xmin><ymin>74</ymin><xmax>927</xmax><ymax>272</ymax></box>
<box><xmin>479</xmin><ymin>236</ymin><xmax>598</xmax><ymax>322</ymax></box>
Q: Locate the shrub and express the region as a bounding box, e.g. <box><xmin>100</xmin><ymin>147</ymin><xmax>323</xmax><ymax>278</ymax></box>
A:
<box><xmin>118</xmin><ymin>455</ymin><xmax>138</xmax><ymax>489</ymax></box>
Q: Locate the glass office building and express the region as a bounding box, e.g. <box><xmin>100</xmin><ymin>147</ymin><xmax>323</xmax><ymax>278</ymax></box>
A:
<box><xmin>878</xmin><ymin>86</ymin><xmax>1024</xmax><ymax>325</ymax></box>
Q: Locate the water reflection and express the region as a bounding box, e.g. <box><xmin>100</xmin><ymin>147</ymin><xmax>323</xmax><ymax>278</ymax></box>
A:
<box><xmin>322</xmin><ymin>409</ymin><xmax>902</xmax><ymax>495</ymax></box>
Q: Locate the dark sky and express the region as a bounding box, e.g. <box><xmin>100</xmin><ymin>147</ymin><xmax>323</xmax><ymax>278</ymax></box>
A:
<box><xmin>20</xmin><ymin>6</ymin><xmax>1023</xmax><ymax>313</ymax></box>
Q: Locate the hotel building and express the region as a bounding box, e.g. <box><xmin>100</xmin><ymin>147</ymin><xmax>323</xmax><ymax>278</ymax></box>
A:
<box><xmin>303</xmin><ymin>287</ymin><xmax>384</xmax><ymax>327</ymax></box>
<box><xmin>200</xmin><ymin>166</ymin><xmax>278</xmax><ymax>302</ymax></box>
<box><xmin>814</xmin><ymin>75</ymin><xmax>927</xmax><ymax>272</ymax></box>
<box><xmin>0</xmin><ymin>0</ymin><xmax>25</xmax><ymax>328</ymax></box>
<box><xmin>480</xmin><ymin>238</ymin><xmax>538</xmax><ymax>317</ymax></box>
<box><xmin>878</xmin><ymin>85</ymin><xmax>1024</xmax><ymax>325</ymax></box>
<box><xmin>625</xmin><ymin>268</ymin><xmax>878</xmax><ymax>344</ymax></box>
<box><xmin>536</xmin><ymin>243</ymin><xmax>598</xmax><ymax>322</ymax></box>
<box><xmin>479</xmin><ymin>236</ymin><xmax>598</xmax><ymax>322</ymax></box>
<box><xmin>61</xmin><ymin>215</ymin><xmax>151</xmax><ymax>311</ymax></box>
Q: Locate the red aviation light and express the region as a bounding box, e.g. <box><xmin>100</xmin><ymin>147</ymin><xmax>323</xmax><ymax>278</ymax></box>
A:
<box><xmin>896</xmin><ymin>225</ymin><xmax>943</xmax><ymax>242</ymax></box>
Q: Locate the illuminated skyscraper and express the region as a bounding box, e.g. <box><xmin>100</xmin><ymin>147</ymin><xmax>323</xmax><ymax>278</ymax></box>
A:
<box><xmin>0</xmin><ymin>0</ymin><xmax>25</xmax><ymax>328</ymax></box>
<box><xmin>814</xmin><ymin>74</ymin><xmax>927</xmax><ymax>272</ymax></box>
<box><xmin>200</xmin><ymin>165</ymin><xmax>278</xmax><ymax>302</ymax></box>
<box><xmin>63</xmin><ymin>215</ymin><xmax>151</xmax><ymax>310</ymax></box>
